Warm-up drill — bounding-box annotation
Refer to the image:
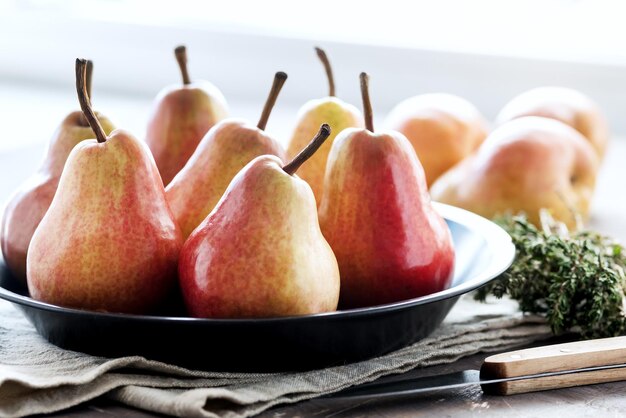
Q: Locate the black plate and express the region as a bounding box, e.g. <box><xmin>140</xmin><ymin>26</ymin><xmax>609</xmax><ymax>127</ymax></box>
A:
<box><xmin>0</xmin><ymin>203</ymin><xmax>514</xmax><ymax>372</ymax></box>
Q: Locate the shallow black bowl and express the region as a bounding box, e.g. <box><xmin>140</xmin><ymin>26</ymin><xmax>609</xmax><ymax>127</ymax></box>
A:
<box><xmin>0</xmin><ymin>203</ymin><xmax>514</xmax><ymax>372</ymax></box>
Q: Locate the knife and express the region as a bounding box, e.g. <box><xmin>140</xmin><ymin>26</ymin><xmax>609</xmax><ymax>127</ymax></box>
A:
<box><xmin>329</xmin><ymin>336</ymin><xmax>626</xmax><ymax>399</ymax></box>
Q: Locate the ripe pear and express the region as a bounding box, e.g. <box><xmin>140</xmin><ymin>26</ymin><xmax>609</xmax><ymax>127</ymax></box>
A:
<box><xmin>27</xmin><ymin>59</ymin><xmax>183</xmax><ymax>314</ymax></box>
<box><xmin>179</xmin><ymin>125</ymin><xmax>340</xmax><ymax>318</ymax></box>
<box><xmin>385</xmin><ymin>93</ymin><xmax>488</xmax><ymax>187</ymax></box>
<box><xmin>319</xmin><ymin>73</ymin><xmax>455</xmax><ymax>309</ymax></box>
<box><xmin>1</xmin><ymin>61</ymin><xmax>115</xmax><ymax>281</ymax></box>
<box><xmin>286</xmin><ymin>47</ymin><xmax>362</xmax><ymax>204</ymax></box>
<box><xmin>430</xmin><ymin>116</ymin><xmax>598</xmax><ymax>229</ymax></box>
<box><xmin>145</xmin><ymin>46</ymin><xmax>228</xmax><ymax>185</ymax></box>
<box><xmin>496</xmin><ymin>87</ymin><xmax>609</xmax><ymax>159</ymax></box>
<box><xmin>166</xmin><ymin>72</ymin><xmax>288</xmax><ymax>238</ymax></box>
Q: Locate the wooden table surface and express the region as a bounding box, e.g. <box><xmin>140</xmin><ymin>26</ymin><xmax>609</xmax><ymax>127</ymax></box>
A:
<box><xmin>3</xmin><ymin>131</ymin><xmax>625</xmax><ymax>417</ymax></box>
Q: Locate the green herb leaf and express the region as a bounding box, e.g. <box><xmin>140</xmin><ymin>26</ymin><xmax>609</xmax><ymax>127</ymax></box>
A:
<box><xmin>475</xmin><ymin>212</ymin><xmax>626</xmax><ymax>338</ymax></box>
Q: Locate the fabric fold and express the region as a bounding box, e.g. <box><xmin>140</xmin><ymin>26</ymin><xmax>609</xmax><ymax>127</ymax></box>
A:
<box><xmin>0</xmin><ymin>297</ymin><xmax>551</xmax><ymax>418</ymax></box>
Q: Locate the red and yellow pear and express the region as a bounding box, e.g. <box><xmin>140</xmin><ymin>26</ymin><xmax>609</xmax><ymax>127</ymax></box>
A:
<box><xmin>179</xmin><ymin>124</ymin><xmax>340</xmax><ymax>318</ymax></box>
<box><xmin>496</xmin><ymin>87</ymin><xmax>609</xmax><ymax>159</ymax></box>
<box><xmin>430</xmin><ymin>116</ymin><xmax>598</xmax><ymax>229</ymax></box>
<box><xmin>145</xmin><ymin>45</ymin><xmax>228</xmax><ymax>185</ymax></box>
<box><xmin>27</xmin><ymin>59</ymin><xmax>183</xmax><ymax>314</ymax></box>
<box><xmin>319</xmin><ymin>73</ymin><xmax>455</xmax><ymax>309</ymax></box>
<box><xmin>1</xmin><ymin>61</ymin><xmax>115</xmax><ymax>281</ymax></box>
<box><xmin>385</xmin><ymin>93</ymin><xmax>488</xmax><ymax>187</ymax></box>
<box><xmin>286</xmin><ymin>47</ymin><xmax>362</xmax><ymax>204</ymax></box>
<box><xmin>166</xmin><ymin>72</ymin><xmax>287</xmax><ymax>238</ymax></box>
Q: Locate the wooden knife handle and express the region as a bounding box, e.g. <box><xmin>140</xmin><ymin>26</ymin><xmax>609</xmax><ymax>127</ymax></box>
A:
<box><xmin>480</xmin><ymin>336</ymin><xmax>626</xmax><ymax>395</ymax></box>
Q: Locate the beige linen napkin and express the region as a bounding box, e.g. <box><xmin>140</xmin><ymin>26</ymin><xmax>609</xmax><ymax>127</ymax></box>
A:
<box><xmin>0</xmin><ymin>296</ymin><xmax>551</xmax><ymax>418</ymax></box>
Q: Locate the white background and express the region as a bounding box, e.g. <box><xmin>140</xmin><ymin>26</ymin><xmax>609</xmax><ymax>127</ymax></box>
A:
<box><xmin>2</xmin><ymin>0</ymin><xmax>626</xmax><ymax>142</ymax></box>
<box><xmin>0</xmin><ymin>0</ymin><xmax>625</xmax><ymax>218</ymax></box>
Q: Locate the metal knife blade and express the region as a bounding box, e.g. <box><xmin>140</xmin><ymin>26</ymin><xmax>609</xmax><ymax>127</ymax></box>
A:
<box><xmin>328</xmin><ymin>362</ymin><xmax>626</xmax><ymax>400</ymax></box>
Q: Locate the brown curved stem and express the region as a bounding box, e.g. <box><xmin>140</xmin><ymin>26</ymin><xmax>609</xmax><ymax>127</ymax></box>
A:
<box><xmin>283</xmin><ymin>124</ymin><xmax>331</xmax><ymax>175</ymax></box>
<box><xmin>175</xmin><ymin>45</ymin><xmax>191</xmax><ymax>85</ymax></box>
<box><xmin>360</xmin><ymin>72</ymin><xmax>374</xmax><ymax>132</ymax></box>
<box><xmin>75</xmin><ymin>58</ymin><xmax>107</xmax><ymax>143</ymax></box>
<box><xmin>85</xmin><ymin>60</ymin><xmax>93</xmax><ymax>101</ymax></box>
<box><xmin>257</xmin><ymin>72</ymin><xmax>287</xmax><ymax>130</ymax></box>
<box><xmin>315</xmin><ymin>47</ymin><xmax>335</xmax><ymax>97</ymax></box>
<box><xmin>78</xmin><ymin>60</ymin><xmax>95</xmax><ymax>127</ymax></box>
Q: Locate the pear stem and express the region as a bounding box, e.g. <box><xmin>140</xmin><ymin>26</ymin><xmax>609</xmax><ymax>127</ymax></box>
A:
<box><xmin>283</xmin><ymin>124</ymin><xmax>331</xmax><ymax>175</ymax></box>
<box><xmin>315</xmin><ymin>47</ymin><xmax>335</xmax><ymax>97</ymax></box>
<box><xmin>78</xmin><ymin>59</ymin><xmax>94</xmax><ymax>127</ymax></box>
<box><xmin>257</xmin><ymin>72</ymin><xmax>288</xmax><ymax>130</ymax></box>
<box><xmin>75</xmin><ymin>58</ymin><xmax>107</xmax><ymax>143</ymax></box>
<box><xmin>175</xmin><ymin>45</ymin><xmax>191</xmax><ymax>85</ymax></box>
<box><xmin>360</xmin><ymin>72</ymin><xmax>374</xmax><ymax>132</ymax></box>
<box><xmin>85</xmin><ymin>60</ymin><xmax>93</xmax><ymax>101</ymax></box>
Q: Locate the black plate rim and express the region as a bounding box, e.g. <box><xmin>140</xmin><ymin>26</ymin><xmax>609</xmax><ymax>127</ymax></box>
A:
<box><xmin>0</xmin><ymin>203</ymin><xmax>514</xmax><ymax>324</ymax></box>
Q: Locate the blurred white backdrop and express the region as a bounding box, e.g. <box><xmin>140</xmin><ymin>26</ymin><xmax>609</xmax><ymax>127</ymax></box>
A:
<box><xmin>0</xmin><ymin>0</ymin><xmax>624</xmax><ymax>234</ymax></box>
<box><xmin>4</xmin><ymin>0</ymin><xmax>626</xmax><ymax>64</ymax></box>
<box><xmin>1</xmin><ymin>0</ymin><xmax>626</xmax><ymax>178</ymax></box>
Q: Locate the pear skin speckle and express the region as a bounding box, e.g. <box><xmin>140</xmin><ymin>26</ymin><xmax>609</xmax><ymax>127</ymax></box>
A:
<box><xmin>179</xmin><ymin>156</ymin><xmax>340</xmax><ymax>318</ymax></box>
<box><xmin>26</xmin><ymin>130</ymin><xmax>183</xmax><ymax>314</ymax></box>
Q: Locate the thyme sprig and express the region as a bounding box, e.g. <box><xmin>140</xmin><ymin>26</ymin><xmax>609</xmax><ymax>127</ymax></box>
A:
<box><xmin>475</xmin><ymin>211</ymin><xmax>626</xmax><ymax>338</ymax></box>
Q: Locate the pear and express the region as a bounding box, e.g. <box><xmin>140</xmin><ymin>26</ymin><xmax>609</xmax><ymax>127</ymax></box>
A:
<box><xmin>27</xmin><ymin>59</ymin><xmax>183</xmax><ymax>314</ymax></box>
<box><xmin>430</xmin><ymin>116</ymin><xmax>598</xmax><ymax>229</ymax></box>
<box><xmin>496</xmin><ymin>87</ymin><xmax>609</xmax><ymax>159</ymax></box>
<box><xmin>166</xmin><ymin>72</ymin><xmax>287</xmax><ymax>238</ymax></box>
<box><xmin>319</xmin><ymin>73</ymin><xmax>455</xmax><ymax>309</ymax></box>
<box><xmin>145</xmin><ymin>45</ymin><xmax>228</xmax><ymax>185</ymax></box>
<box><xmin>179</xmin><ymin>124</ymin><xmax>340</xmax><ymax>318</ymax></box>
<box><xmin>385</xmin><ymin>93</ymin><xmax>488</xmax><ymax>187</ymax></box>
<box><xmin>286</xmin><ymin>47</ymin><xmax>362</xmax><ymax>205</ymax></box>
<box><xmin>1</xmin><ymin>60</ymin><xmax>115</xmax><ymax>281</ymax></box>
